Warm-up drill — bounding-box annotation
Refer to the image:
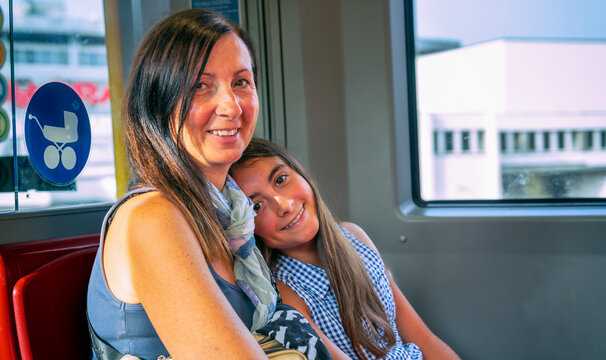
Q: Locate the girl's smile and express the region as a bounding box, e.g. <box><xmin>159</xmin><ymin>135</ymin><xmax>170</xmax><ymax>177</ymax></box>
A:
<box><xmin>283</xmin><ymin>205</ymin><xmax>305</xmax><ymax>230</ymax></box>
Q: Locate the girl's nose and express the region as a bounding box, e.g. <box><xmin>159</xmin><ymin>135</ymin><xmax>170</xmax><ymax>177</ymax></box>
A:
<box><xmin>215</xmin><ymin>86</ymin><xmax>242</xmax><ymax>118</ymax></box>
<box><xmin>274</xmin><ymin>195</ymin><xmax>294</xmax><ymax>216</ymax></box>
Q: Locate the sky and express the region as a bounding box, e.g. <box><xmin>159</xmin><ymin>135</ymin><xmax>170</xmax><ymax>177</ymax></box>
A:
<box><xmin>415</xmin><ymin>0</ymin><xmax>606</xmax><ymax>46</ymax></box>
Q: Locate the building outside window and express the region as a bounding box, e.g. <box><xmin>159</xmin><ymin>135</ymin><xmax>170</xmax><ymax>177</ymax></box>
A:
<box><xmin>414</xmin><ymin>0</ymin><xmax>606</xmax><ymax>200</ymax></box>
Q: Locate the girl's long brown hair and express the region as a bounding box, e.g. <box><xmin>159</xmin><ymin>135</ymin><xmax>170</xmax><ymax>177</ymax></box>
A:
<box><xmin>124</xmin><ymin>9</ymin><xmax>257</xmax><ymax>264</ymax></box>
<box><xmin>231</xmin><ymin>138</ymin><xmax>396</xmax><ymax>359</ymax></box>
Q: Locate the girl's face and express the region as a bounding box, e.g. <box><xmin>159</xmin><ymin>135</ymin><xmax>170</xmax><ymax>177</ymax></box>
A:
<box><xmin>179</xmin><ymin>33</ymin><xmax>258</xmax><ymax>186</ymax></box>
<box><xmin>231</xmin><ymin>157</ymin><xmax>320</xmax><ymax>254</ymax></box>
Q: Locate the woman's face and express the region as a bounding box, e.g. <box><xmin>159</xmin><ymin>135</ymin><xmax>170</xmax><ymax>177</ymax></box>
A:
<box><xmin>179</xmin><ymin>33</ymin><xmax>258</xmax><ymax>184</ymax></box>
<box><xmin>231</xmin><ymin>157</ymin><xmax>320</xmax><ymax>254</ymax></box>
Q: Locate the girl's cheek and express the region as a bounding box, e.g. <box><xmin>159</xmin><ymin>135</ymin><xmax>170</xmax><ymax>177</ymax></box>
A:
<box><xmin>254</xmin><ymin>216</ymin><xmax>271</xmax><ymax>236</ymax></box>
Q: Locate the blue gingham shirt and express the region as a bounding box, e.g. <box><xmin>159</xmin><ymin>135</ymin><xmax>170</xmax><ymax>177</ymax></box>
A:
<box><xmin>274</xmin><ymin>226</ymin><xmax>423</xmax><ymax>359</ymax></box>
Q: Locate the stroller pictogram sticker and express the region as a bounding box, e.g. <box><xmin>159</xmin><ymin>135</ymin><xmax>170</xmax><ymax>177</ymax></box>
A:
<box><xmin>24</xmin><ymin>82</ymin><xmax>91</xmax><ymax>185</ymax></box>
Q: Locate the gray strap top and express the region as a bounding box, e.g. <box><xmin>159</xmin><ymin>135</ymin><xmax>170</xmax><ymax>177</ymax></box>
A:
<box><xmin>86</xmin><ymin>187</ymin><xmax>255</xmax><ymax>359</ymax></box>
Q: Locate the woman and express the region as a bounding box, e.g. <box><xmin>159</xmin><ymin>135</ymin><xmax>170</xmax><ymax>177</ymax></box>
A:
<box><xmin>230</xmin><ymin>139</ymin><xmax>460</xmax><ymax>360</ymax></box>
<box><xmin>87</xmin><ymin>10</ymin><xmax>276</xmax><ymax>359</ymax></box>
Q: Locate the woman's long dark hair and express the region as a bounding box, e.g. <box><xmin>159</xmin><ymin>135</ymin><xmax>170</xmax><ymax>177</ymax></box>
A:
<box><xmin>231</xmin><ymin>139</ymin><xmax>396</xmax><ymax>359</ymax></box>
<box><xmin>124</xmin><ymin>9</ymin><xmax>257</xmax><ymax>262</ymax></box>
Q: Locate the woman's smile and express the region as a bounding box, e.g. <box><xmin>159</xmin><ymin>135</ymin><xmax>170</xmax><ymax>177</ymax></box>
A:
<box><xmin>208</xmin><ymin>128</ymin><xmax>239</xmax><ymax>137</ymax></box>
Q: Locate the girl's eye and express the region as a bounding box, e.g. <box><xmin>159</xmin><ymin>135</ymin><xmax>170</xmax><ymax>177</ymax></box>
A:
<box><xmin>252</xmin><ymin>202</ymin><xmax>262</xmax><ymax>212</ymax></box>
<box><xmin>275</xmin><ymin>174</ymin><xmax>287</xmax><ymax>185</ymax></box>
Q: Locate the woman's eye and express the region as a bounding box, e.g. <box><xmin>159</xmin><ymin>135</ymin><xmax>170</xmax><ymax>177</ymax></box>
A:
<box><xmin>234</xmin><ymin>78</ymin><xmax>250</xmax><ymax>88</ymax></box>
<box><xmin>196</xmin><ymin>82</ymin><xmax>209</xmax><ymax>90</ymax></box>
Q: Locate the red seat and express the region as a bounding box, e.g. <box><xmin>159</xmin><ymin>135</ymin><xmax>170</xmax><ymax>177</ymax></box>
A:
<box><xmin>0</xmin><ymin>234</ymin><xmax>98</xmax><ymax>360</ymax></box>
<box><xmin>12</xmin><ymin>247</ymin><xmax>97</xmax><ymax>360</ymax></box>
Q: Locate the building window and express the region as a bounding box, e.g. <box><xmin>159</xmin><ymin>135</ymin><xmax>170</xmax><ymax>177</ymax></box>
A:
<box><xmin>514</xmin><ymin>132</ymin><xmax>524</xmax><ymax>152</ymax></box>
<box><xmin>543</xmin><ymin>131</ymin><xmax>551</xmax><ymax>151</ymax></box>
<box><xmin>500</xmin><ymin>132</ymin><xmax>507</xmax><ymax>153</ymax></box>
<box><xmin>573</xmin><ymin>130</ymin><xmax>594</xmax><ymax>151</ymax></box>
<box><xmin>572</xmin><ymin>130</ymin><xmax>580</xmax><ymax>149</ymax></box>
<box><xmin>477</xmin><ymin>130</ymin><xmax>485</xmax><ymax>152</ymax></box>
<box><xmin>433</xmin><ymin>130</ymin><xmax>439</xmax><ymax>154</ymax></box>
<box><xmin>527</xmin><ymin>132</ymin><xmax>535</xmax><ymax>151</ymax></box>
<box><xmin>444</xmin><ymin>131</ymin><xmax>454</xmax><ymax>153</ymax></box>
<box><xmin>584</xmin><ymin>130</ymin><xmax>593</xmax><ymax>150</ymax></box>
<box><xmin>461</xmin><ymin>130</ymin><xmax>470</xmax><ymax>152</ymax></box>
<box><xmin>14</xmin><ymin>48</ymin><xmax>69</xmax><ymax>65</ymax></box>
<box><xmin>557</xmin><ymin>131</ymin><xmax>566</xmax><ymax>150</ymax></box>
<box><xmin>79</xmin><ymin>52</ymin><xmax>107</xmax><ymax>66</ymax></box>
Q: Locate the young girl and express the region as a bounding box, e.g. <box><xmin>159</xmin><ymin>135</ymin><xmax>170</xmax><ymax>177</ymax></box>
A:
<box><xmin>230</xmin><ymin>138</ymin><xmax>460</xmax><ymax>360</ymax></box>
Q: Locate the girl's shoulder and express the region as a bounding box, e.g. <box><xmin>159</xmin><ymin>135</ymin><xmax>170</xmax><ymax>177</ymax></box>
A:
<box><xmin>339</xmin><ymin>221</ymin><xmax>381</xmax><ymax>256</ymax></box>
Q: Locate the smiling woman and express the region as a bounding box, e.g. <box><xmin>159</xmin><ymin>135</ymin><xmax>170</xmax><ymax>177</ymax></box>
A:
<box><xmin>86</xmin><ymin>9</ymin><xmax>275</xmax><ymax>360</ymax></box>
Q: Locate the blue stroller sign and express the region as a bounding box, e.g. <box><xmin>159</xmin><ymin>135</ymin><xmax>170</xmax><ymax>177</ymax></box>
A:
<box><xmin>24</xmin><ymin>82</ymin><xmax>91</xmax><ymax>185</ymax></box>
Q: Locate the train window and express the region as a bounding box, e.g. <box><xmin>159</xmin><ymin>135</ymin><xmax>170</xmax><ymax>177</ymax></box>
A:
<box><xmin>0</xmin><ymin>0</ymin><xmax>115</xmax><ymax>212</ymax></box>
<box><xmin>413</xmin><ymin>0</ymin><xmax>606</xmax><ymax>201</ymax></box>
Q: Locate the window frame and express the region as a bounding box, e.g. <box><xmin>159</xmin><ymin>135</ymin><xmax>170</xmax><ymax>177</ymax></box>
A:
<box><xmin>0</xmin><ymin>204</ymin><xmax>109</xmax><ymax>244</ymax></box>
<box><xmin>0</xmin><ymin>0</ymin><xmax>119</xmax><ymax>243</ymax></box>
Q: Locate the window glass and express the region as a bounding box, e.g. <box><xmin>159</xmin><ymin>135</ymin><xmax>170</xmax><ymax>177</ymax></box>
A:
<box><xmin>0</xmin><ymin>0</ymin><xmax>116</xmax><ymax>211</ymax></box>
<box><xmin>414</xmin><ymin>0</ymin><xmax>606</xmax><ymax>200</ymax></box>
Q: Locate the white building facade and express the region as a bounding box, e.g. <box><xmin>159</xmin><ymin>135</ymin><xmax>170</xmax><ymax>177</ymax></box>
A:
<box><xmin>416</xmin><ymin>39</ymin><xmax>606</xmax><ymax>200</ymax></box>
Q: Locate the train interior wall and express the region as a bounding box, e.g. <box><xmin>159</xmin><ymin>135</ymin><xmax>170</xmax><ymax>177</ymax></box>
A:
<box><xmin>279</xmin><ymin>1</ymin><xmax>606</xmax><ymax>359</ymax></box>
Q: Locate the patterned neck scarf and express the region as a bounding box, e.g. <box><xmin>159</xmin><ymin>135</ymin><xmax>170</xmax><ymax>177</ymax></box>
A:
<box><xmin>209</xmin><ymin>175</ymin><xmax>277</xmax><ymax>331</ymax></box>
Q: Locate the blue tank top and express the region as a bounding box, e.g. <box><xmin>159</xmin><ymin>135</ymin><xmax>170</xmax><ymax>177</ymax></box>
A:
<box><xmin>86</xmin><ymin>188</ymin><xmax>255</xmax><ymax>359</ymax></box>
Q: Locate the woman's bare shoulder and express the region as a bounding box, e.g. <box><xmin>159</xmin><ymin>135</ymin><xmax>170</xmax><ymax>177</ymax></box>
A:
<box><xmin>120</xmin><ymin>190</ymin><xmax>183</xmax><ymax>222</ymax></box>
<box><xmin>103</xmin><ymin>190</ymin><xmax>198</xmax><ymax>303</ymax></box>
<box><xmin>114</xmin><ymin>191</ymin><xmax>194</xmax><ymax>242</ymax></box>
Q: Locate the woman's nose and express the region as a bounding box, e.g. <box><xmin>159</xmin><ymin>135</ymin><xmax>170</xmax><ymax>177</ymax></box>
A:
<box><xmin>274</xmin><ymin>195</ymin><xmax>294</xmax><ymax>215</ymax></box>
<box><xmin>215</xmin><ymin>86</ymin><xmax>242</xmax><ymax>118</ymax></box>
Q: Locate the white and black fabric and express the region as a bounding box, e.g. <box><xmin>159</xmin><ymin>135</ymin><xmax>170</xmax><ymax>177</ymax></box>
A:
<box><xmin>254</xmin><ymin>302</ymin><xmax>332</xmax><ymax>360</ymax></box>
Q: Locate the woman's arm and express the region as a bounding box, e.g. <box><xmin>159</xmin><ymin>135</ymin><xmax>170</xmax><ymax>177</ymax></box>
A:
<box><xmin>276</xmin><ymin>280</ymin><xmax>352</xmax><ymax>360</ymax></box>
<box><xmin>104</xmin><ymin>192</ymin><xmax>268</xmax><ymax>360</ymax></box>
<box><xmin>340</xmin><ymin>222</ymin><xmax>460</xmax><ymax>360</ymax></box>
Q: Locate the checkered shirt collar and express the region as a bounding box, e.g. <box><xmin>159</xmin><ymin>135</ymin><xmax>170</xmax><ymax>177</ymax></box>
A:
<box><xmin>275</xmin><ymin>254</ymin><xmax>331</xmax><ymax>297</ymax></box>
